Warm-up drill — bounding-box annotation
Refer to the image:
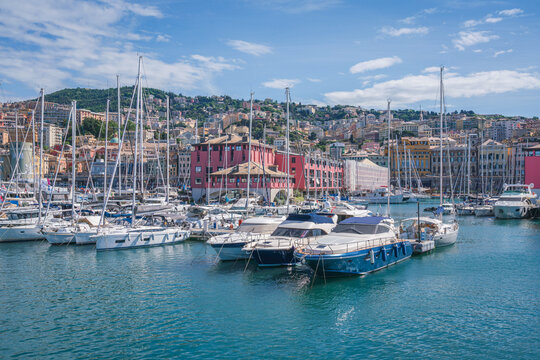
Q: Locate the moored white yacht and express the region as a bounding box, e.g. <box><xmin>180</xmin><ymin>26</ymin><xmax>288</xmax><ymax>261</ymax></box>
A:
<box><xmin>400</xmin><ymin>216</ymin><xmax>458</xmax><ymax>248</ymax></box>
<box><xmin>242</xmin><ymin>213</ymin><xmax>336</xmax><ymax>267</ymax></box>
<box><xmin>493</xmin><ymin>184</ymin><xmax>537</xmax><ymax>219</ymax></box>
<box><xmin>207</xmin><ymin>216</ymin><xmax>285</xmax><ymax>261</ymax></box>
<box><xmin>363</xmin><ymin>187</ymin><xmax>404</xmax><ymax>204</ymax></box>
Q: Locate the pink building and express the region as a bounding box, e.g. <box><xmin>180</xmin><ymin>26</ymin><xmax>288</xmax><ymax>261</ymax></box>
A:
<box><xmin>524</xmin><ymin>143</ymin><xmax>540</xmax><ymax>196</ymax></box>
<box><xmin>190</xmin><ymin>134</ymin><xmax>291</xmax><ymax>202</ymax></box>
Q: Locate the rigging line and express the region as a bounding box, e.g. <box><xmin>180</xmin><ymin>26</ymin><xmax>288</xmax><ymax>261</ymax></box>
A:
<box><xmin>0</xmin><ymin>106</ymin><xmax>36</xmax><ymax>212</ymax></box>
<box><xmin>42</xmin><ymin>107</ymin><xmax>72</xmax><ymax>221</ymax></box>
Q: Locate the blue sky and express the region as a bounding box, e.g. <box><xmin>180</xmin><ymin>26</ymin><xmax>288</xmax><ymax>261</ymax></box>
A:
<box><xmin>0</xmin><ymin>0</ymin><xmax>539</xmax><ymax>116</ymax></box>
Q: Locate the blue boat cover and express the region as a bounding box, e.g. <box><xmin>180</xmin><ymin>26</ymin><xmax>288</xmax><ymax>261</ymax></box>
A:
<box><xmin>287</xmin><ymin>213</ymin><xmax>334</xmax><ymax>224</ymax></box>
<box><xmin>340</xmin><ymin>216</ymin><xmax>388</xmax><ymax>225</ymax></box>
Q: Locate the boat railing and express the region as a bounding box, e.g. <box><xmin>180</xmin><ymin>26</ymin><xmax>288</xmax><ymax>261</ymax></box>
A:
<box><xmin>301</xmin><ymin>236</ymin><xmax>398</xmax><ymax>255</ymax></box>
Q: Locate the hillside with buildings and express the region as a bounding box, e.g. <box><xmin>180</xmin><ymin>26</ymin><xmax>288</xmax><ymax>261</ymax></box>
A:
<box><xmin>1</xmin><ymin>87</ymin><xmax>539</xmax><ymax>201</ymax></box>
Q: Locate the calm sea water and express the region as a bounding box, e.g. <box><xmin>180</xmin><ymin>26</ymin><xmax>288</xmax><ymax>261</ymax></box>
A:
<box><xmin>1</xmin><ymin>203</ymin><xmax>539</xmax><ymax>359</ymax></box>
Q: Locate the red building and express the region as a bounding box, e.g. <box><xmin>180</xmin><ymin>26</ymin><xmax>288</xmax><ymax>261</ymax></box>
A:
<box><xmin>190</xmin><ymin>134</ymin><xmax>290</xmax><ymax>202</ymax></box>
<box><xmin>275</xmin><ymin>152</ymin><xmax>344</xmax><ymax>196</ymax></box>
<box><xmin>524</xmin><ymin>143</ymin><xmax>540</xmax><ymax>196</ymax></box>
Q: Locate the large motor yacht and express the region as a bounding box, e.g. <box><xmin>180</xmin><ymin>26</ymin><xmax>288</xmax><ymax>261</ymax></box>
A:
<box><xmin>207</xmin><ymin>216</ymin><xmax>285</xmax><ymax>261</ymax></box>
<box><xmin>242</xmin><ymin>213</ymin><xmax>336</xmax><ymax>267</ymax></box>
<box><xmin>295</xmin><ymin>216</ymin><xmax>412</xmax><ymax>276</ymax></box>
<box><xmin>493</xmin><ymin>184</ymin><xmax>537</xmax><ymax>219</ymax></box>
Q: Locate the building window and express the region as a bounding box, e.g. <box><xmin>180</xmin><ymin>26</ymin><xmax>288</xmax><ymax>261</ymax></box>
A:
<box><xmin>291</xmin><ymin>157</ymin><xmax>296</xmax><ymax>163</ymax></box>
<box><xmin>195</xmin><ymin>178</ymin><xmax>202</xmax><ymax>184</ymax></box>
<box><xmin>236</xmin><ymin>146</ymin><xmax>241</xmax><ymax>151</ymax></box>
<box><xmin>195</xmin><ymin>166</ymin><xmax>202</xmax><ymax>173</ymax></box>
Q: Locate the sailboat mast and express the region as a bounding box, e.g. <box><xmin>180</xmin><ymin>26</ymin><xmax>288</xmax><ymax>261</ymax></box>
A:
<box><xmin>467</xmin><ymin>134</ymin><xmax>471</xmax><ymax>197</ymax></box>
<box><xmin>386</xmin><ymin>99</ymin><xmax>391</xmax><ymax>215</ymax></box>
<box><xmin>246</xmin><ymin>92</ymin><xmax>253</xmax><ymax>210</ymax></box>
<box><xmin>439</xmin><ymin>66</ymin><xmax>444</xmax><ymax>206</ymax></box>
<box><xmin>285</xmin><ymin>87</ymin><xmax>290</xmax><ymax>214</ymax></box>
<box><xmin>104</xmin><ymin>99</ymin><xmax>109</xmax><ymax>195</ymax></box>
<box><xmin>71</xmin><ymin>100</ymin><xmax>77</xmax><ymax>220</ymax></box>
<box><xmin>132</xmin><ymin>56</ymin><xmax>142</xmax><ymax>226</ymax></box>
<box><xmin>206</xmin><ymin>123</ymin><xmax>210</xmax><ymax>205</ymax></box>
<box><xmin>117</xmin><ymin>75</ymin><xmax>121</xmax><ymax>196</ymax></box>
<box><xmin>38</xmin><ymin>89</ymin><xmax>44</xmax><ymax>223</ymax></box>
<box><xmin>31</xmin><ymin>110</ymin><xmax>37</xmax><ymax>200</ymax></box>
<box><xmin>139</xmin><ymin>73</ymin><xmax>144</xmax><ymax>197</ymax></box>
<box><xmin>166</xmin><ymin>95</ymin><xmax>170</xmax><ymax>204</ymax></box>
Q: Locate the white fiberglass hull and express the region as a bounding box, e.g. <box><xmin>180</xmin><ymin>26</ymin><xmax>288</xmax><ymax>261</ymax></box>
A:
<box><xmin>494</xmin><ymin>205</ymin><xmax>530</xmax><ymax>219</ymax></box>
<box><xmin>75</xmin><ymin>231</ymin><xmax>98</xmax><ymax>245</ymax></box>
<box><xmin>45</xmin><ymin>232</ymin><xmax>75</xmax><ymax>245</ymax></box>
<box><xmin>94</xmin><ymin>228</ymin><xmax>190</xmax><ymax>250</ymax></box>
<box><xmin>474</xmin><ymin>207</ymin><xmax>493</xmax><ymax>217</ymax></box>
<box><xmin>433</xmin><ymin>228</ymin><xmax>458</xmax><ymax>247</ymax></box>
<box><xmin>368</xmin><ymin>194</ymin><xmax>404</xmax><ymax>204</ymax></box>
<box><xmin>0</xmin><ymin>225</ymin><xmax>45</xmax><ymax>242</ymax></box>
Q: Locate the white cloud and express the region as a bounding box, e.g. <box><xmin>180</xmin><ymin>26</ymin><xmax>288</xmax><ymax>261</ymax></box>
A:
<box><xmin>156</xmin><ymin>34</ymin><xmax>170</xmax><ymax>42</ymax></box>
<box><xmin>350</xmin><ymin>56</ymin><xmax>402</xmax><ymax>74</ymax></box>
<box><xmin>262</xmin><ymin>78</ymin><xmax>300</xmax><ymax>89</ymax></box>
<box><xmin>380</xmin><ymin>26</ymin><xmax>429</xmax><ymax>37</ymax></box>
<box><xmin>485</xmin><ymin>17</ymin><xmax>502</xmax><ymax>23</ymax></box>
<box><xmin>226</xmin><ymin>40</ymin><xmax>272</xmax><ymax>56</ymax></box>
<box><xmin>324</xmin><ymin>70</ymin><xmax>540</xmax><ymax>108</ymax></box>
<box><xmin>307</xmin><ymin>78</ymin><xmax>321</xmax><ymax>82</ymax></box>
<box><xmin>494</xmin><ymin>49</ymin><xmax>513</xmax><ymax>57</ymax></box>
<box><xmin>400</xmin><ymin>16</ymin><xmax>416</xmax><ymax>24</ymax></box>
<box><xmin>464</xmin><ymin>19</ymin><xmax>482</xmax><ymax>27</ymax></box>
<box><xmin>0</xmin><ymin>0</ymin><xmax>238</xmax><ymax>94</ymax></box>
<box><xmin>499</xmin><ymin>8</ymin><xmax>523</xmax><ymax>16</ymax></box>
<box><xmin>423</xmin><ymin>67</ymin><xmax>440</xmax><ymax>73</ymax></box>
<box><xmin>473</xmin><ymin>49</ymin><xmax>483</xmax><ymax>53</ymax></box>
<box><xmin>453</xmin><ymin>31</ymin><xmax>499</xmax><ymax>51</ymax></box>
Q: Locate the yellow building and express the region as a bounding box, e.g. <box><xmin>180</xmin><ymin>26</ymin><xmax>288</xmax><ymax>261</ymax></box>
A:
<box><xmin>387</xmin><ymin>137</ymin><xmax>432</xmax><ymax>180</ymax></box>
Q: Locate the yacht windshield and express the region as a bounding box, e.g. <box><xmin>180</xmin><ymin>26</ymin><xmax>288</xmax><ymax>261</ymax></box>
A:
<box><xmin>237</xmin><ymin>224</ymin><xmax>278</xmax><ymax>234</ymax></box>
<box><xmin>499</xmin><ymin>197</ymin><xmax>524</xmax><ymax>202</ymax></box>
<box><xmin>271</xmin><ymin>227</ymin><xmax>326</xmax><ymax>238</ymax></box>
<box><xmin>333</xmin><ymin>223</ymin><xmax>389</xmax><ymax>235</ymax></box>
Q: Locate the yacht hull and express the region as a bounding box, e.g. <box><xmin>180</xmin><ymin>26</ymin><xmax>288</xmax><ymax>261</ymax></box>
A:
<box><xmin>209</xmin><ymin>242</ymin><xmax>250</xmax><ymax>261</ymax></box>
<box><xmin>494</xmin><ymin>205</ymin><xmax>530</xmax><ymax>219</ymax></box>
<box><xmin>94</xmin><ymin>229</ymin><xmax>190</xmax><ymax>250</ymax></box>
<box><xmin>299</xmin><ymin>241</ymin><xmax>412</xmax><ymax>276</ymax></box>
<box><xmin>433</xmin><ymin>229</ymin><xmax>458</xmax><ymax>247</ymax></box>
<box><xmin>367</xmin><ymin>194</ymin><xmax>404</xmax><ymax>204</ymax></box>
<box><xmin>0</xmin><ymin>225</ymin><xmax>45</xmax><ymax>242</ymax></box>
<box><xmin>250</xmin><ymin>247</ymin><xmax>297</xmax><ymax>267</ymax></box>
<box><xmin>45</xmin><ymin>232</ymin><xmax>75</xmax><ymax>245</ymax></box>
<box><xmin>75</xmin><ymin>231</ymin><xmax>98</xmax><ymax>245</ymax></box>
<box><xmin>457</xmin><ymin>207</ymin><xmax>475</xmax><ymax>216</ymax></box>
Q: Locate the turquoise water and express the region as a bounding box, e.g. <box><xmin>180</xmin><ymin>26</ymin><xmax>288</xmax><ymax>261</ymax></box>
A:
<box><xmin>1</xmin><ymin>203</ymin><xmax>539</xmax><ymax>359</ymax></box>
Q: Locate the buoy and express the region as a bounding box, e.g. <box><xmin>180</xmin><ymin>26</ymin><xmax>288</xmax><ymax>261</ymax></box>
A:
<box><xmin>381</xmin><ymin>248</ymin><xmax>387</xmax><ymax>261</ymax></box>
<box><xmin>369</xmin><ymin>249</ymin><xmax>375</xmax><ymax>264</ymax></box>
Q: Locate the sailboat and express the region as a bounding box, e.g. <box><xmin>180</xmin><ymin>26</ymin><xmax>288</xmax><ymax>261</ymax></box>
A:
<box><xmin>91</xmin><ymin>56</ymin><xmax>190</xmax><ymax>250</ymax></box>
<box><xmin>0</xmin><ymin>89</ymin><xmax>52</xmax><ymax>242</ymax></box>
<box><xmin>431</xmin><ymin>67</ymin><xmax>458</xmax><ymax>247</ymax></box>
